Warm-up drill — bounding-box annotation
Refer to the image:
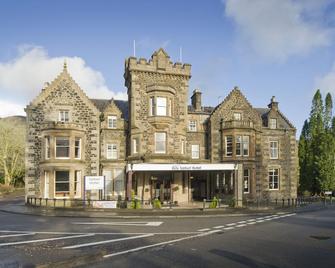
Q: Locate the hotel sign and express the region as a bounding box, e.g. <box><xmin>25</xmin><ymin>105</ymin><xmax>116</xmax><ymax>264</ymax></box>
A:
<box><xmin>85</xmin><ymin>176</ymin><xmax>104</xmax><ymax>190</ymax></box>
<box><xmin>127</xmin><ymin>163</ymin><xmax>236</xmax><ymax>172</ymax></box>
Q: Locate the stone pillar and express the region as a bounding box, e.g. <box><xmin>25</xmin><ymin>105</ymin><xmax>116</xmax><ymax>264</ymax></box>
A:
<box><xmin>127</xmin><ymin>171</ymin><xmax>133</xmax><ymax>200</ymax></box>
<box><xmin>235</xmin><ymin>164</ymin><xmax>243</xmax><ymax>207</ymax></box>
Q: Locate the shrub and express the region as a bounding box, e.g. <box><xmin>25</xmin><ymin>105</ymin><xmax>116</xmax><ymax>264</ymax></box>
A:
<box><xmin>0</xmin><ymin>184</ymin><xmax>15</xmax><ymax>194</ymax></box>
<box><xmin>153</xmin><ymin>198</ymin><xmax>161</xmax><ymax>209</ymax></box>
<box><xmin>209</xmin><ymin>196</ymin><xmax>218</xmax><ymax>208</ymax></box>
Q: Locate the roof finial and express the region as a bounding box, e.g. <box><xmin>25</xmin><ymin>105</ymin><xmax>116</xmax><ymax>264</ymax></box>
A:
<box><xmin>63</xmin><ymin>58</ymin><xmax>67</xmax><ymax>71</ymax></box>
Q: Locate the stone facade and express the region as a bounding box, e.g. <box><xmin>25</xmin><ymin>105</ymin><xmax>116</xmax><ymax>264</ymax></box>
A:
<box><xmin>25</xmin><ymin>49</ymin><xmax>298</xmax><ymax>205</ymax></box>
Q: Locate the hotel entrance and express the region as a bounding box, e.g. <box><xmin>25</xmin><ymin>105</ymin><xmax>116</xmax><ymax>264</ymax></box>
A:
<box><xmin>151</xmin><ymin>174</ymin><xmax>171</xmax><ymax>202</ymax></box>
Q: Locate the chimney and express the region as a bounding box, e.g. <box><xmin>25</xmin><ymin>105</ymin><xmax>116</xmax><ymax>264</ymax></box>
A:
<box><xmin>268</xmin><ymin>96</ymin><xmax>278</xmax><ymax>111</ymax></box>
<box><xmin>191</xmin><ymin>89</ymin><xmax>202</xmax><ymax>111</ymax></box>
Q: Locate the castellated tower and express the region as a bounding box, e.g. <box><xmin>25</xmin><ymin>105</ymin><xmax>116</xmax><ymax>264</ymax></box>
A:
<box><xmin>124</xmin><ymin>48</ymin><xmax>191</xmax><ymax>163</ymax></box>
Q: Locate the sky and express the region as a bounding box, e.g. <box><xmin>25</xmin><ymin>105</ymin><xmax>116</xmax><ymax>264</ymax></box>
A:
<box><xmin>1</xmin><ymin>0</ymin><xmax>335</xmax><ymax>136</ymax></box>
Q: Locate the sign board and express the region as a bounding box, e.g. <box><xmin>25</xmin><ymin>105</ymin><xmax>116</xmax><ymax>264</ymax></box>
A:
<box><xmin>85</xmin><ymin>176</ymin><xmax>104</xmax><ymax>190</ymax></box>
<box><xmin>92</xmin><ymin>201</ymin><xmax>117</xmax><ymax>209</ymax></box>
<box><xmin>127</xmin><ymin>163</ymin><xmax>236</xmax><ymax>172</ymax></box>
<box><xmin>325</xmin><ymin>191</ymin><xmax>332</xmax><ymax>195</ymax></box>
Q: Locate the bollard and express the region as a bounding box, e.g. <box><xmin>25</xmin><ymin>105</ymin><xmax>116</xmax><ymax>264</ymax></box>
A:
<box><xmin>39</xmin><ymin>198</ymin><xmax>42</xmax><ymax>206</ymax></box>
<box><xmin>203</xmin><ymin>199</ymin><xmax>206</xmax><ymax>210</ymax></box>
<box><xmin>282</xmin><ymin>199</ymin><xmax>284</xmax><ymax>207</ymax></box>
<box><xmin>275</xmin><ymin>199</ymin><xmax>278</xmax><ymax>206</ymax></box>
<box><xmin>287</xmin><ymin>199</ymin><xmax>290</xmax><ymax>206</ymax></box>
<box><xmin>53</xmin><ymin>198</ymin><xmax>56</xmax><ymax>207</ymax></box>
<box><xmin>46</xmin><ymin>198</ymin><xmax>48</xmax><ymax>207</ymax></box>
<box><xmin>218</xmin><ymin>199</ymin><xmax>221</xmax><ymax>208</ymax></box>
<box><xmin>63</xmin><ymin>199</ymin><xmax>66</xmax><ymax>208</ymax></box>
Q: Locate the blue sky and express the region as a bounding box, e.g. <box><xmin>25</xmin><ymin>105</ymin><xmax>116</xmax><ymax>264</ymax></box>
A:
<box><xmin>1</xmin><ymin>0</ymin><xmax>335</xmax><ymax>136</ymax></box>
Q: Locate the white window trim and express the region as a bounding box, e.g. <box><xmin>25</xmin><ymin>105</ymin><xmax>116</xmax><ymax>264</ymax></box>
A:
<box><xmin>58</xmin><ymin>110</ymin><xmax>69</xmax><ymax>123</ymax></box>
<box><xmin>242</xmin><ymin>136</ymin><xmax>249</xmax><ymax>157</ymax></box>
<box><xmin>155</xmin><ymin>132</ymin><xmax>166</xmax><ymax>154</ymax></box>
<box><xmin>188</xmin><ymin>120</ymin><xmax>197</xmax><ymax>132</ymax></box>
<box><xmin>75</xmin><ymin>138</ymin><xmax>81</xmax><ymax>159</ymax></box>
<box><xmin>191</xmin><ymin>144</ymin><xmax>200</xmax><ymax>159</ymax></box>
<box><xmin>107</xmin><ymin>115</ymin><xmax>117</xmax><ymax>129</ymax></box>
<box><xmin>156</xmin><ymin>97</ymin><xmax>167</xmax><ymax>116</ymax></box>
<box><xmin>268</xmin><ymin>168</ymin><xmax>280</xmax><ymax>190</ymax></box>
<box><xmin>270</xmin><ymin>141</ymin><xmax>279</xmax><ymax>159</ymax></box>
<box><xmin>225</xmin><ymin>136</ymin><xmax>233</xmax><ymax>157</ymax></box>
<box><xmin>74</xmin><ymin>170</ymin><xmax>82</xmax><ymax>198</ymax></box>
<box><xmin>55</xmin><ymin>137</ymin><xmax>70</xmax><ymax>159</ymax></box>
<box><xmin>269</xmin><ymin>118</ymin><xmax>277</xmax><ymax>129</ymax></box>
<box><xmin>107</xmin><ymin>144</ymin><xmax>118</xmax><ymax>159</ymax></box>
<box><xmin>54</xmin><ymin>170</ymin><xmax>70</xmax><ymax>199</ymax></box>
<box><xmin>234</xmin><ymin>112</ymin><xmax>242</xmax><ymax>121</ymax></box>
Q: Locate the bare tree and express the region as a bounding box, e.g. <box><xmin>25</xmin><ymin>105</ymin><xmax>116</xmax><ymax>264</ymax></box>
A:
<box><xmin>0</xmin><ymin>120</ymin><xmax>25</xmax><ymax>186</ymax></box>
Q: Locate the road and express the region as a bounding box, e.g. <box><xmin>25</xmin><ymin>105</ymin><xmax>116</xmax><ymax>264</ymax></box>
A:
<box><xmin>0</xmin><ymin>199</ymin><xmax>334</xmax><ymax>267</ymax></box>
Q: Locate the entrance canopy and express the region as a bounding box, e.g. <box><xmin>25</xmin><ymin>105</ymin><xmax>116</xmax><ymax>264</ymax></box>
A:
<box><xmin>126</xmin><ymin>163</ymin><xmax>236</xmax><ymax>172</ymax></box>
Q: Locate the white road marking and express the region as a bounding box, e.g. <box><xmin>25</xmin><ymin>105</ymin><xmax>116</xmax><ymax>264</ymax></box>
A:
<box><xmin>256</xmin><ymin>220</ymin><xmax>265</xmax><ymax>223</ymax></box>
<box><xmin>247</xmin><ymin>222</ymin><xmax>256</xmax><ymax>225</ymax></box>
<box><xmin>213</xmin><ymin>226</ymin><xmax>225</xmax><ymax>229</ymax></box>
<box><xmin>237</xmin><ymin>221</ymin><xmax>247</xmax><ymax>224</ymax></box>
<box><xmin>223</xmin><ymin>227</ymin><xmax>235</xmax><ymax>230</ymax></box>
<box><xmin>0</xmin><ymin>233</ymin><xmax>35</xmax><ymax>238</ymax></box>
<box><xmin>226</xmin><ymin>223</ymin><xmax>237</xmax><ymax>226</ymax></box>
<box><xmin>63</xmin><ymin>234</ymin><xmax>154</xmax><ymax>249</ymax></box>
<box><xmin>236</xmin><ymin>224</ymin><xmax>247</xmax><ymax>228</ymax></box>
<box><xmin>256</xmin><ymin>217</ymin><xmax>265</xmax><ymax>220</ymax></box>
<box><xmin>72</xmin><ymin>221</ymin><xmax>163</xmax><ymax>227</ymax></box>
<box><xmin>0</xmin><ymin>234</ymin><xmax>94</xmax><ymax>247</ymax></box>
<box><xmin>246</xmin><ymin>219</ymin><xmax>256</xmax><ymax>222</ymax></box>
<box><xmin>103</xmin><ymin>230</ymin><xmax>221</xmax><ymax>258</ymax></box>
<box><xmin>197</xmin><ymin>228</ymin><xmax>211</xmax><ymax>232</ymax></box>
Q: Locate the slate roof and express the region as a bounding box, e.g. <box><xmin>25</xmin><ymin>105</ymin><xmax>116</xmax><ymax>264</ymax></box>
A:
<box><xmin>187</xmin><ymin>105</ymin><xmax>214</xmax><ymax>114</ymax></box>
<box><xmin>90</xmin><ymin>99</ymin><xmax>129</xmax><ymax>120</ymax></box>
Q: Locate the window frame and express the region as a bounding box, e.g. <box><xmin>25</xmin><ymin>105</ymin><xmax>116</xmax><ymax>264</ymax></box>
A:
<box><xmin>155</xmin><ymin>132</ymin><xmax>166</xmax><ymax>154</ymax></box>
<box><xmin>55</xmin><ymin>137</ymin><xmax>70</xmax><ymax>159</ymax></box>
<box><xmin>270</xmin><ymin>141</ymin><xmax>279</xmax><ymax>159</ymax></box>
<box><xmin>191</xmin><ymin>144</ymin><xmax>200</xmax><ymax>159</ymax></box>
<box><xmin>269</xmin><ymin>118</ymin><xmax>277</xmax><ymax>129</ymax></box>
<box><xmin>74</xmin><ymin>170</ymin><xmax>81</xmax><ymax>198</ymax></box>
<box><xmin>106</xmin><ymin>144</ymin><xmax>118</xmax><ymax>159</ymax></box>
<box><xmin>45</xmin><ymin>136</ymin><xmax>50</xmax><ymax>159</ymax></box>
<box><xmin>233</xmin><ymin>112</ymin><xmax>242</xmax><ymax>121</ymax></box>
<box><xmin>107</xmin><ymin>115</ymin><xmax>117</xmax><ymax>129</ymax></box>
<box><xmin>225</xmin><ymin>136</ymin><xmax>233</xmax><ymax>157</ymax></box>
<box><xmin>54</xmin><ymin>170</ymin><xmax>70</xmax><ymax>198</ymax></box>
<box><xmin>58</xmin><ymin>110</ymin><xmax>69</xmax><ymax>123</ymax></box>
<box><xmin>188</xmin><ymin>120</ymin><xmax>197</xmax><ymax>132</ymax></box>
<box><xmin>74</xmin><ymin>138</ymin><xmax>81</xmax><ymax>159</ymax></box>
<box><xmin>268</xmin><ymin>168</ymin><xmax>279</xmax><ymax>190</ymax></box>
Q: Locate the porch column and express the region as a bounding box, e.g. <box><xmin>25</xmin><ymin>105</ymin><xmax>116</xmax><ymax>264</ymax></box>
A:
<box><xmin>127</xmin><ymin>171</ymin><xmax>133</xmax><ymax>200</ymax></box>
<box><xmin>234</xmin><ymin>164</ymin><xmax>243</xmax><ymax>207</ymax></box>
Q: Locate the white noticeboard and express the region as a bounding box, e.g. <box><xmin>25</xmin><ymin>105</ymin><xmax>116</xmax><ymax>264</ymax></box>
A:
<box><xmin>92</xmin><ymin>201</ymin><xmax>117</xmax><ymax>208</ymax></box>
<box><xmin>325</xmin><ymin>191</ymin><xmax>332</xmax><ymax>195</ymax></box>
<box><xmin>85</xmin><ymin>176</ymin><xmax>105</xmax><ymax>190</ymax></box>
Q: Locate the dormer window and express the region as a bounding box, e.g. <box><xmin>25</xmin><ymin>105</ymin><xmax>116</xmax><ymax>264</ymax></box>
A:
<box><xmin>269</xmin><ymin>118</ymin><xmax>277</xmax><ymax>129</ymax></box>
<box><xmin>108</xmin><ymin>115</ymin><xmax>117</xmax><ymax>129</ymax></box>
<box><xmin>59</xmin><ymin>110</ymin><xmax>69</xmax><ymax>122</ymax></box>
<box><xmin>233</xmin><ymin>112</ymin><xmax>241</xmax><ymax>121</ymax></box>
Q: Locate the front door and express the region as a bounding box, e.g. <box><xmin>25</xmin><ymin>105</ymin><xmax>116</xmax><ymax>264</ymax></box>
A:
<box><xmin>152</xmin><ymin>174</ymin><xmax>171</xmax><ymax>202</ymax></box>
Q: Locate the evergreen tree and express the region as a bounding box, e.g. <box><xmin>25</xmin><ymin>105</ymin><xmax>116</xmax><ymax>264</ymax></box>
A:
<box><xmin>324</xmin><ymin>93</ymin><xmax>333</xmax><ymax>130</ymax></box>
<box><xmin>298</xmin><ymin>120</ymin><xmax>312</xmax><ymax>193</ymax></box>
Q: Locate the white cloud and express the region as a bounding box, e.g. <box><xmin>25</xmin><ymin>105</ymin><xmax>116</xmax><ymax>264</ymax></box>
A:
<box><xmin>0</xmin><ymin>45</ymin><xmax>127</xmax><ymax>116</ymax></box>
<box><xmin>315</xmin><ymin>63</ymin><xmax>335</xmax><ymax>96</ymax></box>
<box><xmin>0</xmin><ymin>100</ymin><xmax>25</xmax><ymax>118</ymax></box>
<box><xmin>224</xmin><ymin>0</ymin><xmax>333</xmax><ymax>61</ymax></box>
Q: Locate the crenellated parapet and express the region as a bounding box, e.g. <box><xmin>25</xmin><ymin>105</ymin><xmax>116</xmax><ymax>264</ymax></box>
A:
<box><xmin>124</xmin><ymin>48</ymin><xmax>191</xmax><ymax>78</ymax></box>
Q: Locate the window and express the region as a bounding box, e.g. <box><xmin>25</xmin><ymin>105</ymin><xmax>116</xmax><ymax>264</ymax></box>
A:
<box><xmin>225</xmin><ymin>136</ymin><xmax>233</xmax><ymax>157</ymax></box>
<box><xmin>156</xmin><ymin>97</ymin><xmax>167</xmax><ymax>116</ymax></box>
<box><xmin>55</xmin><ymin>137</ymin><xmax>70</xmax><ymax>158</ymax></box>
<box><xmin>188</xmin><ymin>120</ymin><xmax>197</xmax><ymax>131</ymax></box>
<box><xmin>169</xmin><ymin>99</ymin><xmax>172</xmax><ymax>116</ymax></box>
<box><xmin>58</xmin><ymin>110</ymin><xmax>69</xmax><ymax>122</ymax></box>
<box><xmin>236</xmin><ymin>135</ymin><xmax>249</xmax><ymax>157</ymax></box>
<box><xmin>270</xmin><ymin>141</ymin><xmax>278</xmax><ymax>159</ymax></box>
<box><xmin>243</xmin><ymin>169</ymin><xmax>249</xmax><ymax>193</ymax></box>
<box><xmin>75</xmin><ymin>138</ymin><xmax>81</xmax><ymax>159</ymax></box>
<box><xmin>191</xmin><ymin>144</ymin><xmax>200</xmax><ymax>159</ymax></box>
<box><xmin>269</xmin><ymin>168</ymin><xmax>279</xmax><ymax>190</ymax></box>
<box><xmin>149</xmin><ymin>97</ymin><xmax>155</xmax><ymax>116</ymax></box>
<box><xmin>55</xmin><ymin>171</ymin><xmax>70</xmax><ymax>197</ymax></box>
<box><xmin>269</xmin><ymin>118</ymin><xmax>277</xmax><ymax>129</ymax></box>
<box><xmin>132</xmin><ymin>138</ymin><xmax>139</xmax><ymax>154</ymax></box>
<box><xmin>45</xmin><ymin>136</ymin><xmax>50</xmax><ymax>159</ymax></box>
<box><xmin>74</xmin><ymin>170</ymin><xmax>81</xmax><ymax>198</ymax></box>
<box><xmin>234</xmin><ymin>112</ymin><xmax>241</xmax><ymax>121</ymax></box>
<box><xmin>108</xmin><ymin>116</ymin><xmax>117</xmax><ymax>129</ymax></box>
<box><xmin>155</xmin><ymin>132</ymin><xmax>166</xmax><ymax>153</ymax></box>
<box><xmin>107</xmin><ymin>144</ymin><xmax>117</xmax><ymax>159</ymax></box>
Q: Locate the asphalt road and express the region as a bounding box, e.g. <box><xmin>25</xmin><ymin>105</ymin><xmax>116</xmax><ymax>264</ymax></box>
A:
<box><xmin>0</xmin><ymin>199</ymin><xmax>334</xmax><ymax>267</ymax></box>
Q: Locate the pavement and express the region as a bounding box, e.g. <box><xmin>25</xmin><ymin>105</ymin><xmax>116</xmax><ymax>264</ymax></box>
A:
<box><xmin>0</xmin><ymin>196</ymin><xmax>334</xmax><ymax>267</ymax></box>
<box><xmin>0</xmin><ymin>196</ymin><xmax>328</xmax><ymax>219</ymax></box>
